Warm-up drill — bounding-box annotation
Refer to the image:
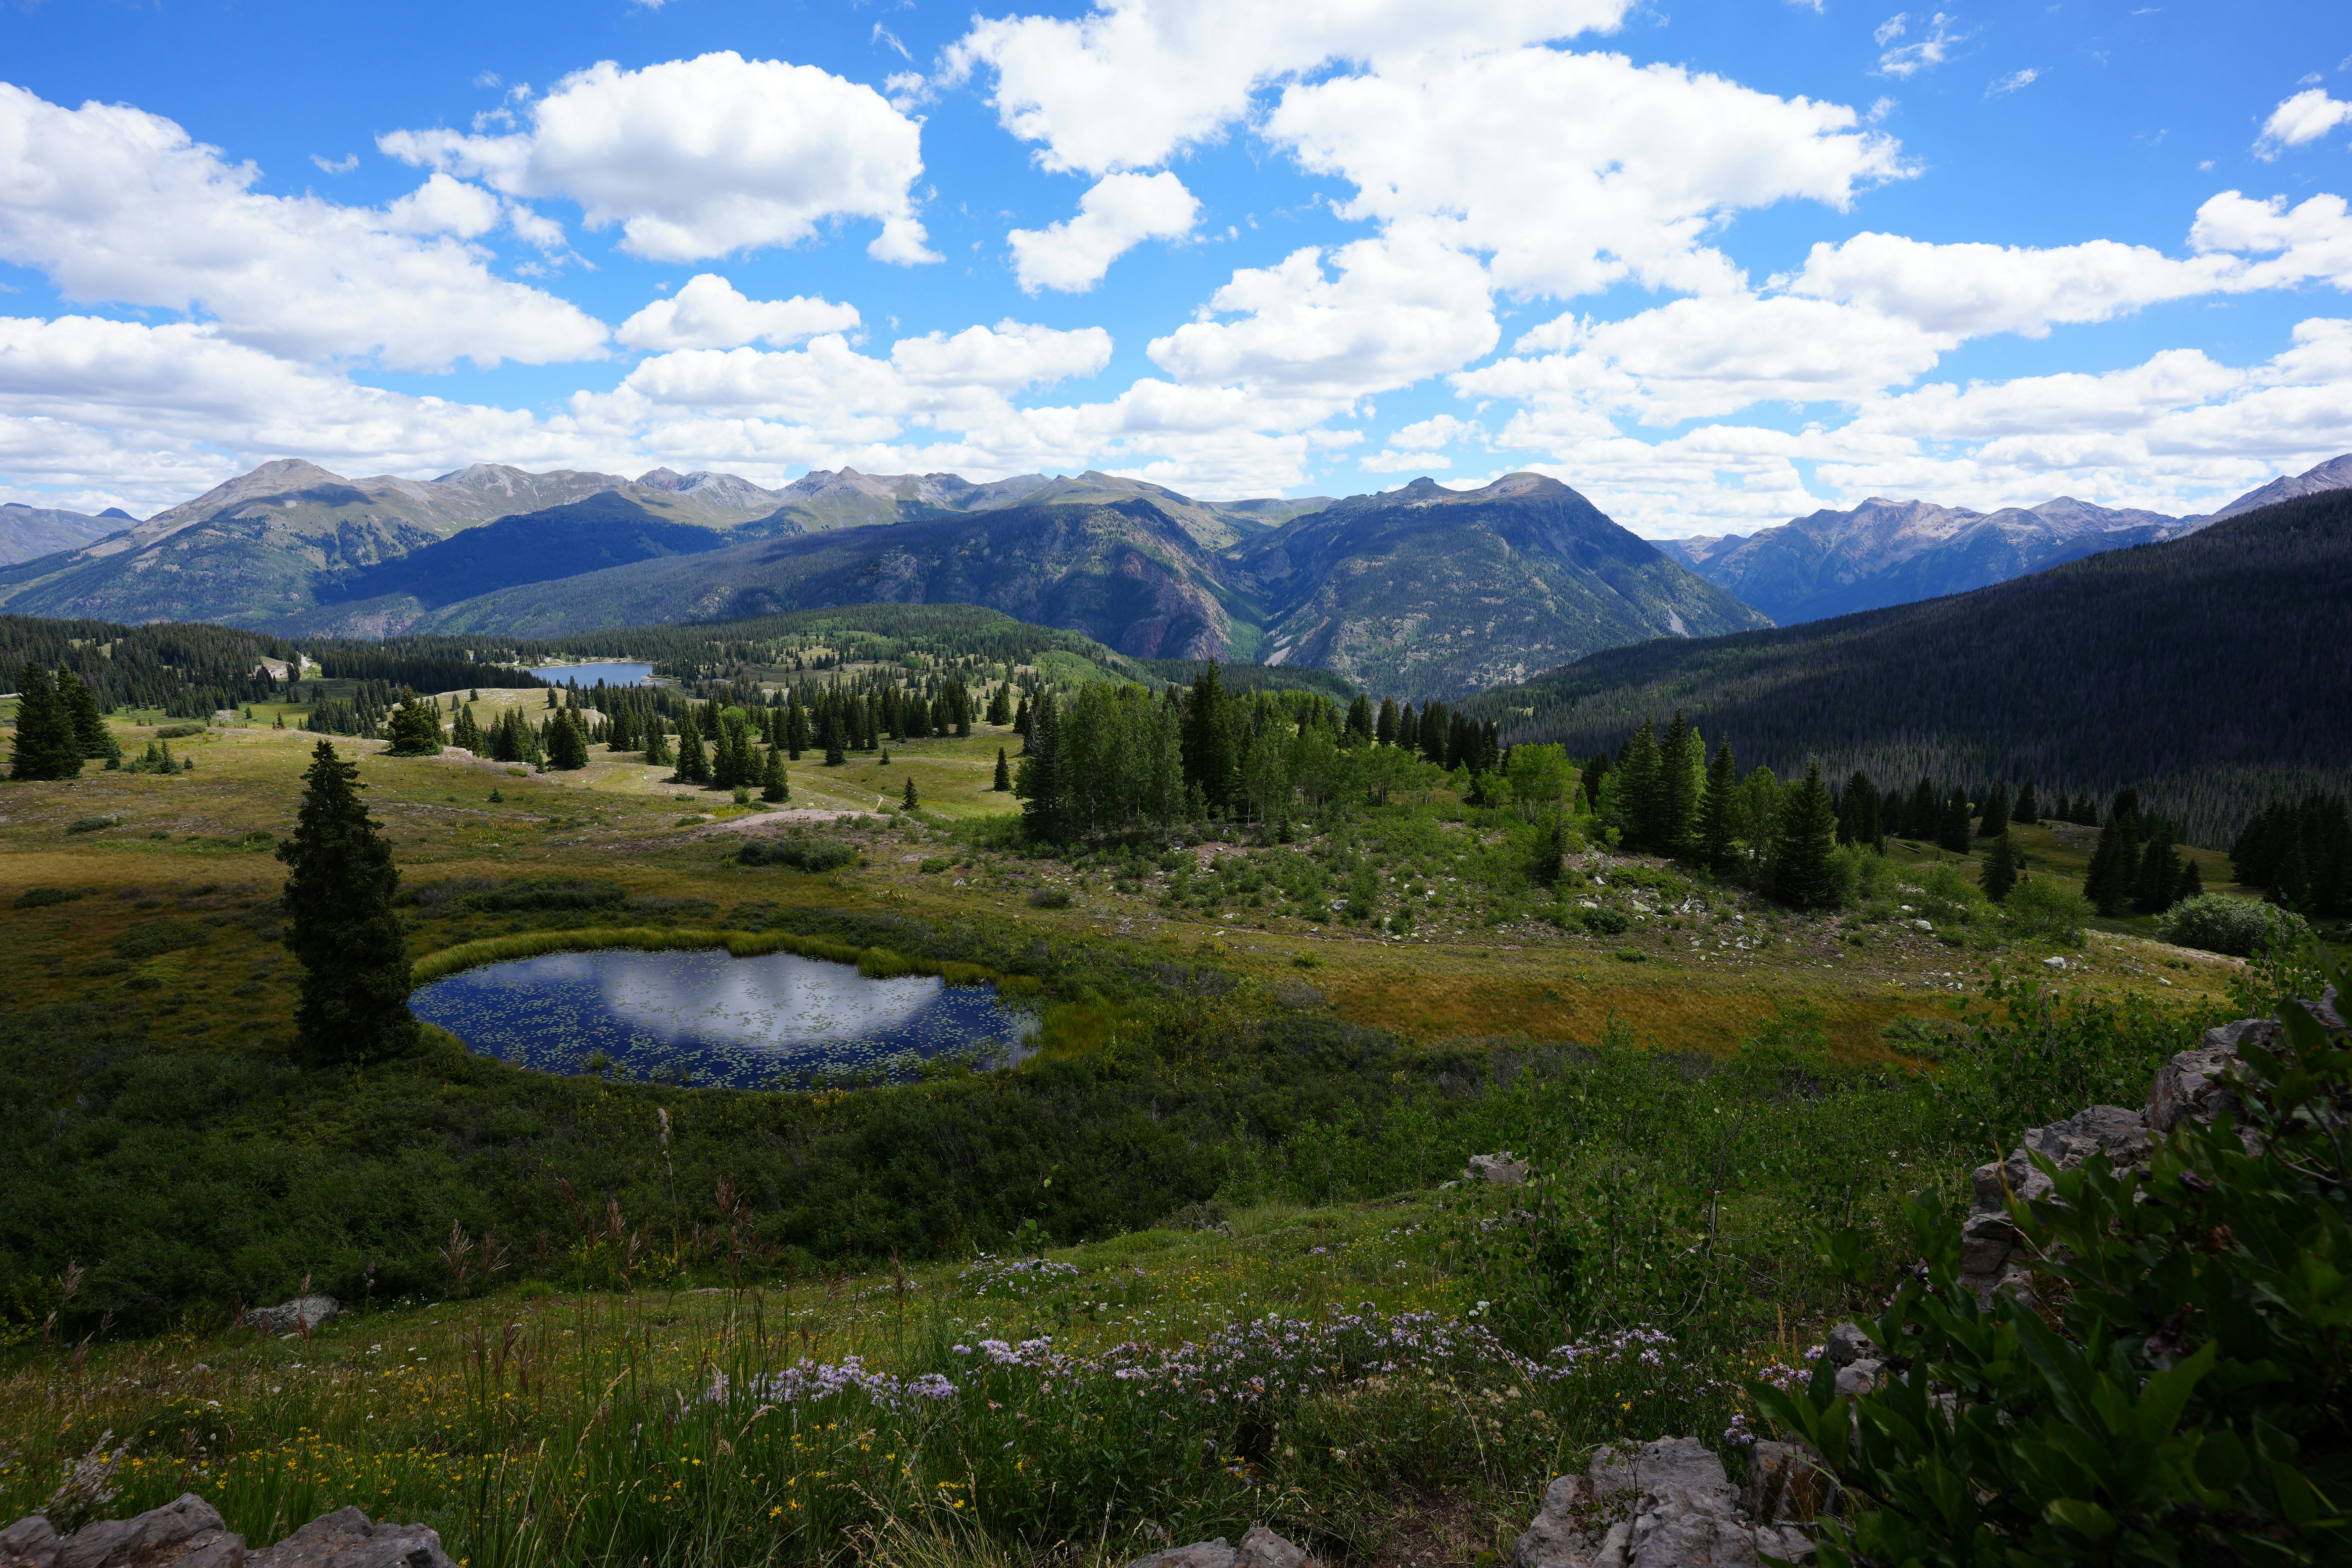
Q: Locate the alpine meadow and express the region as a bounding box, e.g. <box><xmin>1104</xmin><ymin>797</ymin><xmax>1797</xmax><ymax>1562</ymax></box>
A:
<box><xmin>3</xmin><ymin>4</ymin><xmax>2352</xmax><ymax>1568</ymax></box>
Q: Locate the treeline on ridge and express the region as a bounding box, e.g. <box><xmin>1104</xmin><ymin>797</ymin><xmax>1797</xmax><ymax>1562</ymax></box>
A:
<box><xmin>1459</xmin><ymin>488</ymin><xmax>2352</xmax><ymax>846</ymax></box>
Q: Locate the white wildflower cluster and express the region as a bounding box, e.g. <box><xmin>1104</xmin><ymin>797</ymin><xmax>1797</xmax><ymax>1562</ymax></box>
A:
<box><xmin>958</xmin><ymin>1255</ymin><xmax>1081</xmax><ymax>1298</ymax></box>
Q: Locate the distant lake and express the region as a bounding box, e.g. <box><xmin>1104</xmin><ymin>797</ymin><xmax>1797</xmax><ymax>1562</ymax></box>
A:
<box><xmin>410</xmin><ymin>948</ymin><xmax>1039</xmax><ymax>1087</ymax></box>
<box><xmin>527</xmin><ymin>661</ymin><xmax>655</xmax><ymax>687</ymax></box>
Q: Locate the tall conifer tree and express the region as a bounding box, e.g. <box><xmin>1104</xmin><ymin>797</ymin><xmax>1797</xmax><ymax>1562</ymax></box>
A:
<box><xmin>1770</xmin><ymin>763</ymin><xmax>1842</xmax><ymax>909</ymax></box>
<box><xmin>1982</xmin><ymin>832</ymin><xmax>2020</xmax><ymax>901</ymax></box>
<box><xmin>1978</xmin><ymin>780</ymin><xmax>2011</xmax><ymax>839</ymax></box>
<box><xmin>8</xmin><ymin>667</ymin><xmax>81</xmax><ymax>780</ymax></box>
<box><xmin>1938</xmin><ymin>788</ymin><xmax>1974</xmax><ymax>854</ymax></box>
<box><xmin>278</xmin><ymin>741</ymin><xmax>413</xmax><ymax>1063</ymax></box>
<box><xmin>1698</xmin><ymin>742</ymin><xmax>1739</xmax><ymax>869</ymax></box>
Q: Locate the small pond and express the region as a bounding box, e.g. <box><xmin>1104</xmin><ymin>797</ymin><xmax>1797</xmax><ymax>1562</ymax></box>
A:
<box><xmin>526</xmin><ymin>660</ymin><xmax>656</xmax><ymax>687</ymax></box>
<box><xmin>410</xmin><ymin>948</ymin><xmax>1038</xmax><ymax>1088</ymax></box>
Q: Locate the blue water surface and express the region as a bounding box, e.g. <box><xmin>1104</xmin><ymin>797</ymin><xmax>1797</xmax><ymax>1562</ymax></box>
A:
<box><xmin>527</xmin><ymin>661</ymin><xmax>656</xmax><ymax>687</ymax></box>
<box><xmin>411</xmin><ymin>948</ymin><xmax>1039</xmax><ymax>1088</ymax></box>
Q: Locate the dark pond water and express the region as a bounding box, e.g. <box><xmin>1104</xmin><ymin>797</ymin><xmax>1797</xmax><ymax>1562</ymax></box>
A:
<box><xmin>410</xmin><ymin>948</ymin><xmax>1039</xmax><ymax>1087</ymax></box>
<box><xmin>526</xmin><ymin>661</ymin><xmax>656</xmax><ymax>687</ymax></box>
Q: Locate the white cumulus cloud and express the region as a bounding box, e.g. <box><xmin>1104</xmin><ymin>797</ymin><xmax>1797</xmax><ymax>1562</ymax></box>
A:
<box><xmin>0</xmin><ymin>83</ymin><xmax>607</xmax><ymax>371</ymax></box>
<box><xmin>615</xmin><ymin>275</ymin><xmax>862</xmax><ymax>351</ymax></box>
<box><xmin>2256</xmin><ymin>88</ymin><xmax>2352</xmax><ymax>157</ymax></box>
<box><xmin>1269</xmin><ymin>48</ymin><xmax>1911</xmax><ymax>299</ymax></box>
<box><xmin>890</xmin><ymin>320</ymin><xmax>1115</xmax><ymax>390</ymax></box>
<box><xmin>380</xmin><ymin>52</ymin><xmax>937</xmax><ymax>264</ymax></box>
<box><xmin>1008</xmin><ymin>172</ymin><xmax>1199</xmax><ymax>293</ymax></box>
<box><xmin>943</xmin><ymin>0</ymin><xmax>1634</xmax><ymax>176</ymax></box>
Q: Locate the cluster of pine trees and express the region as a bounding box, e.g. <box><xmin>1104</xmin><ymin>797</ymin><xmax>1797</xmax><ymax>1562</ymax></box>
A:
<box><xmin>6</xmin><ymin>664</ymin><xmax>122</xmax><ymax>779</ymax></box>
<box><xmin>1014</xmin><ymin>664</ymin><xmax>1502</xmax><ymax>845</ymax></box>
<box><xmin>301</xmin><ymin>680</ymin><xmax>406</xmax><ymax>738</ymax></box>
<box><xmin>2231</xmin><ymin>793</ymin><xmax>2352</xmax><ymax>917</ymax></box>
<box><xmin>2082</xmin><ymin>789</ymin><xmax>2203</xmax><ymax>917</ymax></box>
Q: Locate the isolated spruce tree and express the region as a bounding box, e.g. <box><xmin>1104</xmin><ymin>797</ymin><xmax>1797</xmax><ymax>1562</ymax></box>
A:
<box><xmin>674</xmin><ymin>709</ymin><xmax>711</xmax><ymax>783</ymax></box>
<box><xmin>7</xmin><ymin>666</ymin><xmax>81</xmax><ymax>781</ymax></box>
<box><xmin>902</xmin><ymin>775</ymin><xmax>919</xmax><ymax>811</ymax></box>
<box><xmin>278</xmin><ymin>741</ymin><xmax>414</xmax><ymax>1064</ymax></box>
<box><xmin>1770</xmin><ymin>762</ymin><xmax>1842</xmax><ymax>909</ymax></box>
<box><xmin>986</xmin><ymin>682</ymin><xmax>1012</xmax><ymax>726</ymax></box>
<box><xmin>761</xmin><ymin>745</ymin><xmax>789</xmax><ymax>803</ymax></box>
<box><xmin>1938</xmin><ymin>788</ymin><xmax>1974</xmax><ymax>854</ymax></box>
<box><xmin>1375</xmin><ymin>697</ymin><xmax>1398</xmax><ymax>747</ymax></box>
<box><xmin>384</xmin><ymin>694</ymin><xmax>446</xmax><ymax>756</ymax></box>
<box><xmin>1698</xmin><ymin>742</ymin><xmax>1740</xmax><ymax>868</ymax></box>
<box><xmin>2013</xmin><ymin>778</ymin><xmax>2039</xmax><ymax>824</ymax></box>
<box><xmin>546</xmin><ymin>710</ymin><xmax>589</xmax><ymax>771</ymax></box>
<box><xmin>57</xmin><ymin>669</ymin><xmax>119</xmax><ymax>766</ymax></box>
<box><xmin>643</xmin><ymin>719</ymin><xmax>672</xmax><ymax>769</ymax></box>
<box><xmin>993</xmin><ymin>746</ymin><xmax>1011</xmax><ymax>791</ymax></box>
<box><xmin>1982</xmin><ymin>831</ymin><xmax>2020</xmax><ymax>902</ymax></box>
<box><xmin>1977</xmin><ymin>779</ymin><xmax>2011</xmax><ymax>839</ymax></box>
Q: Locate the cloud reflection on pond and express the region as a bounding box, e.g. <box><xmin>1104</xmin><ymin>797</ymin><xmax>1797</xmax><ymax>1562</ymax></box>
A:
<box><xmin>411</xmin><ymin>948</ymin><xmax>1038</xmax><ymax>1088</ymax></box>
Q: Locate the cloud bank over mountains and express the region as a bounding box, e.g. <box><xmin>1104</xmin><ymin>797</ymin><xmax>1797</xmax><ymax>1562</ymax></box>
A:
<box><xmin>1</xmin><ymin>2</ymin><xmax>2349</xmax><ymax>536</ymax></box>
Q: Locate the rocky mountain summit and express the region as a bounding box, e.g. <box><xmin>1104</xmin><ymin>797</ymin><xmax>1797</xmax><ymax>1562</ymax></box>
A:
<box><xmin>1658</xmin><ymin>451</ymin><xmax>2352</xmax><ymax>624</ymax></box>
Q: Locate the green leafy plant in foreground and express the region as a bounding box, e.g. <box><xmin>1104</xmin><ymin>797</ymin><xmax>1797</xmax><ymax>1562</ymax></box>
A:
<box><xmin>1756</xmin><ymin>947</ymin><xmax>2352</xmax><ymax>1565</ymax></box>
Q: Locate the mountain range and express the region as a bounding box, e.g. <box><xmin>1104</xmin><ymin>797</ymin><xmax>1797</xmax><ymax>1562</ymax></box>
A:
<box><xmin>1650</xmin><ymin>453</ymin><xmax>2352</xmax><ymax>625</ymax></box>
<box><xmin>1468</xmin><ymin>484</ymin><xmax>2352</xmax><ymax>847</ymax></box>
<box><xmin>0</xmin><ymin>450</ymin><xmax>2344</xmax><ymax>700</ymax></box>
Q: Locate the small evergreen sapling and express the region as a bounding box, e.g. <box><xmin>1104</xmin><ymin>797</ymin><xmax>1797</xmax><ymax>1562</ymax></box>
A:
<box><xmin>993</xmin><ymin>746</ymin><xmax>1011</xmax><ymax>792</ymax></box>
<box><xmin>1769</xmin><ymin>762</ymin><xmax>1842</xmax><ymax>909</ymax></box>
<box><xmin>761</xmin><ymin>745</ymin><xmax>789</xmax><ymax>802</ymax></box>
<box><xmin>902</xmin><ymin>775</ymin><xmax>919</xmax><ymax>810</ymax></box>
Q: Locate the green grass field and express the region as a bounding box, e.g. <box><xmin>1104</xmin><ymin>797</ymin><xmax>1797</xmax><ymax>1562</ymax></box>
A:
<box><xmin>0</xmin><ymin>706</ymin><xmax>2287</xmax><ymax>1566</ymax></box>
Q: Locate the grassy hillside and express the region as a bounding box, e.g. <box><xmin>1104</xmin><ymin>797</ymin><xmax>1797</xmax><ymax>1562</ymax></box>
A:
<box><xmin>1465</xmin><ymin>488</ymin><xmax>2352</xmax><ymax>846</ymax></box>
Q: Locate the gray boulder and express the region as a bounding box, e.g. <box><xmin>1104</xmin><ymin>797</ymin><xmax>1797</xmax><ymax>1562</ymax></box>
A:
<box><xmin>1512</xmin><ymin>1436</ymin><xmax>1812</xmax><ymax>1568</ymax></box>
<box><xmin>1129</xmin><ymin>1528</ymin><xmax>1318</xmax><ymax>1568</ymax></box>
<box><xmin>0</xmin><ymin>1501</ymin><xmax>454</xmax><ymax>1568</ymax></box>
<box><xmin>243</xmin><ymin>1296</ymin><xmax>340</xmax><ymax>1336</ymax></box>
<box><xmin>248</xmin><ymin>1509</ymin><xmax>454</xmax><ymax>1568</ymax></box>
<box><xmin>1467</xmin><ymin>1152</ymin><xmax>1531</xmax><ymax>1186</ymax></box>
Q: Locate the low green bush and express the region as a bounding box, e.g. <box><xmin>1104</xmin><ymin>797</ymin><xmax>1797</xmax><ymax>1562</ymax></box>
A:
<box><xmin>64</xmin><ymin>816</ymin><xmax>118</xmax><ymax>835</ymax></box>
<box><xmin>112</xmin><ymin>918</ymin><xmax>212</xmax><ymax>960</ymax></box>
<box><xmin>1028</xmin><ymin>887</ymin><xmax>1073</xmax><ymax>909</ymax></box>
<box><xmin>2162</xmin><ymin>891</ymin><xmax>2310</xmax><ymax>957</ymax></box>
<box><xmin>152</xmin><ymin>724</ymin><xmax>205</xmax><ymax>739</ymax></box>
<box><xmin>2002</xmin><ymin>875</ymin><xmax>2093</xmax><ymax>944</ymax></box>
<box><xmin>735</xmin><ymin>837</ymin><xmax>857</xmax><ymax>872</ymax></box>
<box><xmin>1580</xmin><ymin>904</ymin><xmax>1629</xmax><ymax>935</ymax></box>
<box><xmin>12</xmin><ymin>887</ymin><xmax>80</xmax><ymax>909</ymax></box>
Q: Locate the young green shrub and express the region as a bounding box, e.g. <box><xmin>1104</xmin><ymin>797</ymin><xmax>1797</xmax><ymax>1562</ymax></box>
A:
<box><xmin>2161</xmin><ymin>891</ymin><xmax>2310</xmax><ymax>958</ymax></box>
<box><xmin>1027</xmin><ymin>887</ymin><xmax>1073</xmax><ymax>909</ymax></box>
<box><xmin>1754</xmin><ymin>950</ymin><xmax>2352</xmax><ymax>1565</ymax></box>
<box><xmin>2003</xmin><ymin>875</ymin><xmax>2094</xmax><ymax>944</ymax></box>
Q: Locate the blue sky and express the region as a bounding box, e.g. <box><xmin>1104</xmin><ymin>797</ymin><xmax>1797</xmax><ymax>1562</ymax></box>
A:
<box><xmin>1</xmin><ymin>0</ymin><xmax>2348</xmax><ymax>534</ymax></box>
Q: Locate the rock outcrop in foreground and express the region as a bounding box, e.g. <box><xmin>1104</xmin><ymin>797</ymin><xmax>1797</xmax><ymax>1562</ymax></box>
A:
<box><xmin>1511</xmin><ymin>1436</ymin><xmax>1815</xmax><ymax>1568</ymax></box>
<box><xmin>0</xmin><ymin>1497</ymin><xmax>453</xmax><ymax>1568</ymax></box>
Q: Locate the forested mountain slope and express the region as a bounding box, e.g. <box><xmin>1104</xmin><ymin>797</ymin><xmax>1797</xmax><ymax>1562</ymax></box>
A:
<box><xmin>1232</xmin><ymin>474</ymin><xmax>1767</xmax><ymax>700</ymax></box>
<box><xmin>406</xmin><ymin>497</ymin><xmax>1242</xmax><ymax>658</ymax></box>
<box><xmin>1468</xmin><ymin>488</ymin><xmax>2352</xmax><ymax>845</ymax></box>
